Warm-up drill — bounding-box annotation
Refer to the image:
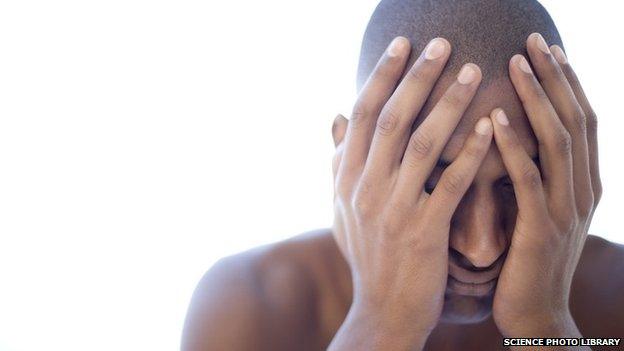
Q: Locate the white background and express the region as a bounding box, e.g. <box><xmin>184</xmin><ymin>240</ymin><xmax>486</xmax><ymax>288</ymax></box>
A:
<box><xmin>0</xmin><ymin>1</ymin><xmax>621</xmax><ymax>350</ymax></box>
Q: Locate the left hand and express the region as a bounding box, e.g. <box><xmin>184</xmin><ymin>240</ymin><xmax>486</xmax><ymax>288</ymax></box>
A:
<box><xmin>490</xmin><ymin>33</ymin><xmax>602</xmax><ymax>338</ymax></box>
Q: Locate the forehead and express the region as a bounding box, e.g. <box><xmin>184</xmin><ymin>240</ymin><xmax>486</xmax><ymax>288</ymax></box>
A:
<box><xmin>413</xmin><ymin>74</ymin><xmax>539</xmax><ymax>178</ymax></box>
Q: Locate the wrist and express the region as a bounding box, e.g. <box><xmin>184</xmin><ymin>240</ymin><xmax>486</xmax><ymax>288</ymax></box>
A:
<box><xmin>329</xmin><ymin>303</ymin><xmax>432</xmax><ymax>351</ymax></box>
<box><xmin>502</xmin><ymin>310</ymin><xmax>581</xmax><ymax>338</ymax></box>
<box><xmin>351</xmin><ymin>295</ymin><xmax>439</xmax><ymax>334</ymax></box>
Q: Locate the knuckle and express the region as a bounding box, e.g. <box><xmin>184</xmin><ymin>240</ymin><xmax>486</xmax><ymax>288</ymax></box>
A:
<box><xmin>530</xmin><ymin>86</ymin><xmax>550</xmax><ymax>104</ymax></box>
<box><xmin>464</xmin><ymin>141</ymin><xmax>484</xmax><ymax>160</ymax></box>
<box><xmin>385</xmin><ymin>199</ymin><xmax>410</xmax><ymax>222</ymax></box>
<box><xmin>577</xmin><ymin>198</ymin><xmax>594</xmax><ymax>220</ymax></box>
<box><xmin>586</xmin><ymin>111</ymin><xmax>598</xmax><ymax>135</ymax></box>
<box><xmin>438</xmin><ymin>89</ymin><xmax>463</xmax><ymax>108</ymax></box>
<box><xmin>406</xmin><ymin>64</ymin><xmax>431</xmax><ymax>84</ymax></box>
<box><xmin>519</xmin><ymin>162</ymin><xmax>542</xmax><ymax>189</ymax></box>
<box><xmin>569</xmin><ymin>109</ymin><xmax>587</xmax><ymax>135</ymax></box>
<box><xmin>351</xmin><ymin>179</ymin><xmax>375</xmax><ymax>215</ymax></box>
<box><xmin>441</xmin><ymin>171</ymin><xmax>466</xmax><ymax>196</ymax></box>
<box><xmin>411</xmin><ymin>235</ymin><xmax>446</xmax><ymax>258</ymax></box>
<box><xmin>593</xmin><ymin>181</ymin><xmax>603</xmax><ymax>205</ymax></box>
<box><xmin>351</xmin><ymin>193</ymin><xmax>372</xmax><ymax>217</ymax></box>
<box><xmin>335</xmin><ymin>186</ymin><xmax>350</xmax><ymax>201</ymax></box>
<box><xmin>552</xmin><ymin>129</ymin><xmax>572</xmax><ymax>155</ymax></box>
<box><xmin>550</xmin><ymin>210</ymin><xmax>577</xmax><ymax>235</ymax></box>
<box><xmin>560</xmin><ymin>213</ymin><xmax>579</xmax><ymax>234</ymax></box>
<box><xmin>334</xmin><ymin>174</ymin><xmax>353</xmax><ymax>199</ymax></box>
<box><xmin>376</xmin><ymin>106</ymin><xmax>400</xmax><ymax>136</ymax></box>
<box><xmin>349</xmin><ymin>103</ymin><xmax>371</xmax><ymax>129</ymax></box>
<box><xmin>407</xmin><ymin>129</ymin><xmax>435</xmax><ymax>161</ymax></box>
<box><xmin>335</xmin><ymin>181</ymin><xmax>349</xmax><ymax>197</ymax></box>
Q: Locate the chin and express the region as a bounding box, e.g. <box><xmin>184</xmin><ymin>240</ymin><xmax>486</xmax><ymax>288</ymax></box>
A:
<box><xmin>439</xmin><ymin>292</ymin><xmax>494</xmax><ymax>324</ymax></box>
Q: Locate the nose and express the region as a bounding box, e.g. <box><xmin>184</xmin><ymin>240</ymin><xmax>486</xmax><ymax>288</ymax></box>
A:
<box><xmin>450</xmin><ymin>186</ymin><xmax>508</xmax><ymax>268</ymax></box>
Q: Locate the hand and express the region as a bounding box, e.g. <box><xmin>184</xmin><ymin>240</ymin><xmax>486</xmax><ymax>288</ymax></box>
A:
<box><xmin>328</xmin><ymin>36</ymin><xmax>492</xmax><ymax>350</ymax></box>
<box><xmin>490</xmin><ymin>33</ymin><xmax>601</xmax><ymax>340</ymax></box>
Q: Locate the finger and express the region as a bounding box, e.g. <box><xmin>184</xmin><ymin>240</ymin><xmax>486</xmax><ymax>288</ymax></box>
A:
<box><xmin>363</xmin><ymin>38</ymin><xmax>451</xmax><ymax>180</ymax></box>
<box><xmin>339</xmin><ymin>37</ymin><xmax>411</xmax><ymax>181</ymax></box>
<box><xmin>551</xmin><ymin>44</ymin><xmax>602</xmax><ymax>208</ymax></box>
<box><xmin>491</xmin><ymin>109</ymin><xmax>548</xmax><ymax>218</ymax></box>
<box><xmin>332</xmin><ymin>114</ymin><xmax>348</xmax><ymax>182</ymax></box>
<box><xmin>425</xmin><ymin>118</ymin><xmax>492</xmax><ymax>222</ymax></box>
<box><xmin>508</xmin><ymin>54</ymin><xmax>574</xmax><ymax>212</ymax></box>
<box><xmin>526</xmin><ymin>33</ymin><xmax>593</xmax><ymax>215</ymax></box>
<box><xmin>333</xmin><ymin>143</ymin><xmax>345</xmax><ymax>202</ymax></box>
<box><xmin>394</xmin><ymin>63</ymin><xmax>483</xmax><ymax>203</ymax></box>
<box><xmin>332</xmin><ymin>114</ymin><xmax>348</xmax><ymax>147</ymax></box>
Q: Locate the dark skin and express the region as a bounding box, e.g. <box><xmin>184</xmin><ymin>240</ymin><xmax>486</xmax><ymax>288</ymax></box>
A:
<box><xmin>182</xmin><ymin>34</ymin><xmax>624</xmax><ymax>350</ymax></box>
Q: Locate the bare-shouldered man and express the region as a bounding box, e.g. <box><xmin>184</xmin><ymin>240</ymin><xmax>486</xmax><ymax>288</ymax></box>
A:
<box><xmin>182</xmin><ymin>1</ymin><xmax>624</xmax><ymax>350</ymax></box>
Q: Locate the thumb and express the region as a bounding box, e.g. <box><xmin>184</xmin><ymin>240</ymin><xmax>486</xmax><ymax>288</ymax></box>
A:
<box><xmin>331</xmin><ymin>114</ymin><xmax>348</xmax><ymax>147</ymax></box>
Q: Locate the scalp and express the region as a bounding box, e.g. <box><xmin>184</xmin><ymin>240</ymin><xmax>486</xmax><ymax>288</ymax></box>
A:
<box><xmin>357</xmin><ymin>0</ymin><xmax>563</xmax><ymax>90</ymax></box>
<box><xmin>357</xmin><ymin>0</ymin><xmax>561</xmax><ymax>162</ymax></box>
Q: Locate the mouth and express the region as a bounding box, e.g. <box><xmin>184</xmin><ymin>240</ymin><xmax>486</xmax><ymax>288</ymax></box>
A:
<box><xmin>446</xmin><ymin>275</ymin><xmax>497</xmax><ymax>296</ymax></box>
<box><xmin>446</xmin><ymin>249</ymin><xmax>505</xmax><ymax>297</ymax></box>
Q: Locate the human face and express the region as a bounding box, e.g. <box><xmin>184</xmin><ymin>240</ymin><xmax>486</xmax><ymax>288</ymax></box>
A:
<box><xmin>414</xmin><ymin>74</ymin><xmax>539</xmax><ymax>324</ymax></box>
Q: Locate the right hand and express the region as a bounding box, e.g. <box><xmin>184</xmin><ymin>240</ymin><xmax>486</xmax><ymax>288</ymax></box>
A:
<box><xmin>329</xmin><ymin>36</ymin><xmax>492</xmax><ymax>350</ymax></box>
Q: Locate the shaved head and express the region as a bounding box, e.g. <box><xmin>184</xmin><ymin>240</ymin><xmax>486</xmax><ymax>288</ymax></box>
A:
<box><xmin>357</xmin><ymin>0</ymin><xmax>564</xmax><ymax>163</ymax></box>
<box><xmin>358</xmin><ymin>0</ymin><xmax>563</xmax><ymax>88</ymax></box>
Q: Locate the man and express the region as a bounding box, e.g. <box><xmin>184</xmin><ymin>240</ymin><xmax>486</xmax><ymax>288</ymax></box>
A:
<box><xmin>182</xmin><ymin>1</ymin><xmax>624</xmax><ymax>350</ymax></box>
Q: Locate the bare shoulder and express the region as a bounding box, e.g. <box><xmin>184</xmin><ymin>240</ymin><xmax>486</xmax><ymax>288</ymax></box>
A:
<box><xmin>576</xmin><ymin>234</ymin><xmax>624</xmax><ymax>280</ymax></box>
<box><xmin>571</xmin><ymin>234</ymin><xmax>624</xmax><ymax>336</ymax></box>
<box><xmin>181</xmin><ymin>228</ymin><xmax>347</xmax><ymax>351</ymax></box>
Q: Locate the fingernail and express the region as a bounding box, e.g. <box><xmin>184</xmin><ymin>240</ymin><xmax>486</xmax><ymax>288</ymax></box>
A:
<box><xmin>533</xmin><ymin>33</ymin><xmax>550</xmax><ymax>55</ymax></box>
<box><xmin>424</xmin><ymin>38</ymin><xmax>446</xmax><ymax>60</ymax></box>
<box><xmin>495</xmin><ymin>109</ymin><xmax>509</xmax><ymax>126</ymax></box>
<box><xmin>475</xmin><ymin>118</ymin><xmax>493</xmax><ymax>135</ymax></box>
<box><xmin>387</xmin><ymin>37</ymin><xmax>407</xmax><ymax>57</ymax></box>
<box><xmin>457</xmin><ymin>65</ymin><xmax>477</xmax><ymax>85</ymax></box>
<box><xmin>551</xmin><ymin>45</ymin><xmax>568</xmax><ymax>65</ymax></box>
<box><xmin>515</xmin><ymin>55</ymin><xmax>533</xmax><ymax>74</ymax></box>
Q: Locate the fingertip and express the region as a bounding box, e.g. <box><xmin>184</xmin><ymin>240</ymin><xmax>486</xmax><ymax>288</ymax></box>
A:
<box><xmin>491</xmin><ymin>108</ymin><xmax>509</xmax><ymax>126</ymax></box>
<box><xmin>550</xmin><ymin>45</ymin><xmax>568</xmax><ymax>65</ymax></box>
<box><xmin>387</xmin><ymin>36</ymin><xmax>410</xmax><ymax>58</ymax></box>
<box><xmin>465</xmin><ymin>62</ymin><xmax>482</xmax><ymax>74</ymax></box>
<box><xmin>423</xmin><ymin>37</ymin><xmax>450</xmax><ymax>60</ymax></box>
<box><xmin>332</xmin><ymin>113</ymin><xmax>344</xmax><ymax>130</ymax></box>
<box><xmin>435</xmin><ymin>37</ymin><xmax>451</xmax><ymax>52</ymax></box>
<box><xmin>394</xmin><ymin>35</ymin><xmax>409</xmax><ymax>43</ymax></box>
<box><xmin>510</xmin><ymin>54</ymin><xmax>533</xmax><ymax>75</ymax></box>
<box><xmin>457</xmin><ymin>63</ymin><xmax>482</xmax><ymax>85</ymax></box>
<box><xmin>527</xmin><ymin>32</ymin><xmax>543</xmax><ymax>49</ymax></box>
<box><xmin>490</xmin><ymin>108</ymin><xmax>501</xmax><ymax>118</ymax></box>
<box><xmin>332</xmin><ymin>114</ymin><xmax>348</xmax><ymax>146</ymax></box>
<box><xmin>474</xmin><ymin>117</ymin><xmax>493</xmax><ymax>136</ymax></box>
<box><xmin>508</xmin><ymin>55</ymin><xmax>518</xmax><ymax>71</ymax></box>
